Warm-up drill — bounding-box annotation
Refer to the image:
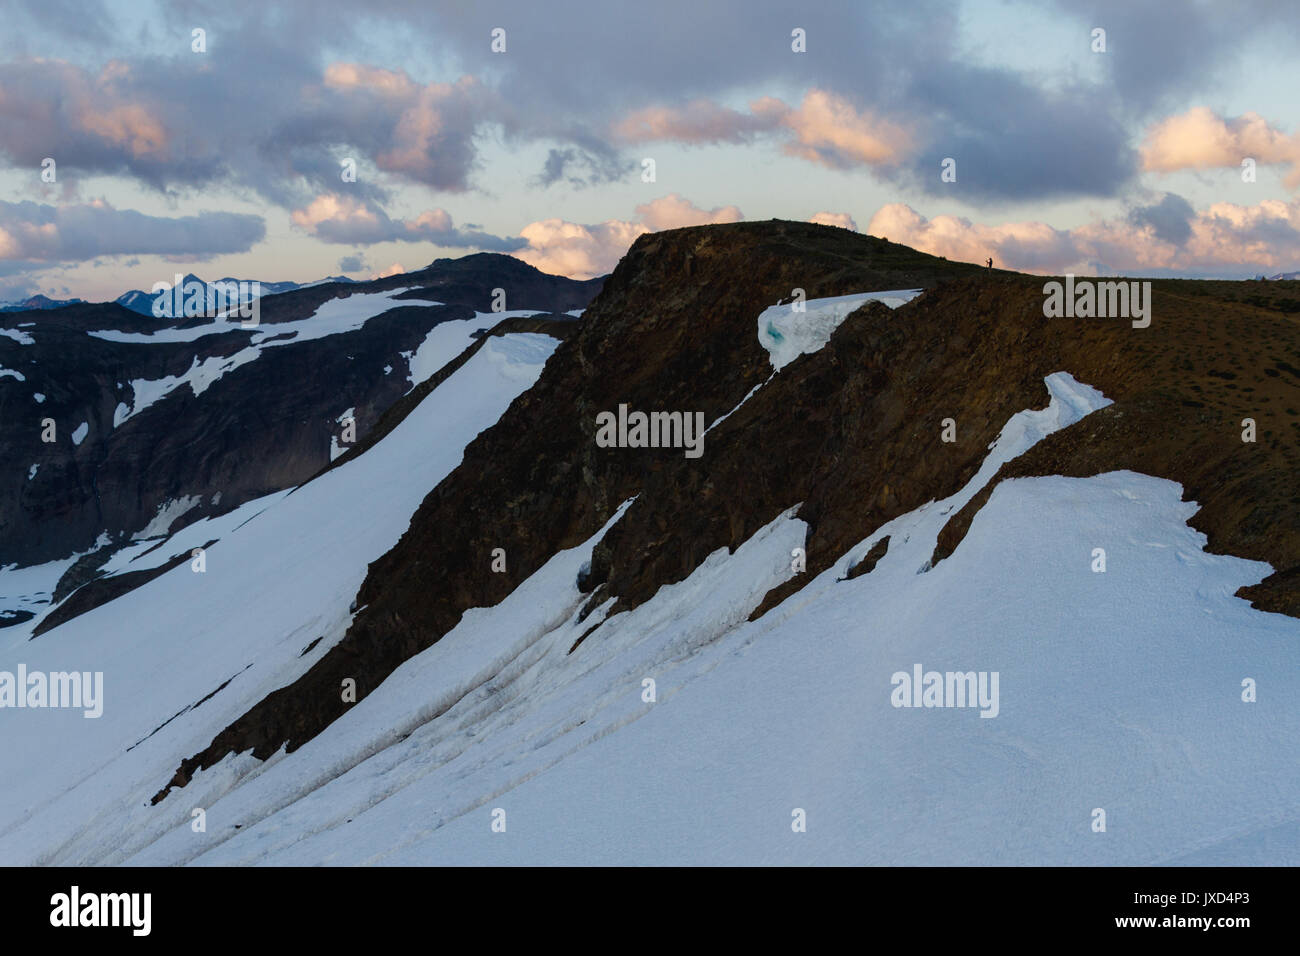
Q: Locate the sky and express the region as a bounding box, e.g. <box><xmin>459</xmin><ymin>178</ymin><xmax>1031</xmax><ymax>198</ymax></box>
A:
<box><xmin>1</xmin><ymin>0</ymin><xmax>1299</xmax><ymax>302</ymax></box>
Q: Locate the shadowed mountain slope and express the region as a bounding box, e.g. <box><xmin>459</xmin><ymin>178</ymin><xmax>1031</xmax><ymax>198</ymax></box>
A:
<box><xmin>0</xmin><ymin>254</ymin><xmax>602</xmax><ymax>572</ymax></box>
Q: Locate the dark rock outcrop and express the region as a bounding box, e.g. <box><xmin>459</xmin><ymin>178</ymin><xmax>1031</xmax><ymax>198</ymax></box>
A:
<box><xmin>0</xmin><ymin>254</ymin><xmax>602</xmax><ymax>569</ymax></box>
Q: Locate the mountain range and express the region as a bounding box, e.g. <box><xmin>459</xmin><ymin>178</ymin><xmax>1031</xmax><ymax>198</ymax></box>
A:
<box><xmin>0</xmin><ymin>273</ymin><xmax>360</xmax><ymax>315</ymax></box>
<box><xmin>0</xmin><ymin>221</ymin><xmax>1296</xmax><ymax>865</ymax></box>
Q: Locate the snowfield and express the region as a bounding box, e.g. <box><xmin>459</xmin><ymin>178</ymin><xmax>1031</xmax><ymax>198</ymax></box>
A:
<box><xmin>0</xmin><ymin>332</ymin><xmax>559</xmax><ymax>864</ymax></box>
<box><xmin>88</xmin><ymin>286</ymin><xmax>436</xmax><ymax>345</ymax></box>
<box><xmin>0</xmin><ymin>290</ymin><xmax>1295</xmax><ymax>867</ymax></box>
<box><xmin>106</xmin><ymin>287</ymin><xmax>445</xmax><ymax>425</ymax></box>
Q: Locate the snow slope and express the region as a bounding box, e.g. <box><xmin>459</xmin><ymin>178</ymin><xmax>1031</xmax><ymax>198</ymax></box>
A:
<box><xmin>404</xmin><ymin>309</ymin><xmax>545</xmax><ymax>389</ymax></box>
<box><xmin>349</xmin><ymin>467</ymin><xmax>1297</xmax><ymax>866</ymax></box>
<box><xmin>120</xmin><ymin>371</ymin><xmax>1295</xmax><ymax>865</ymax></box>
<box><xmin>0</xmin><ymin>333</ymin><xmax>559</xmax><ymax>864</ymax></box>
<box><xmin>3</xmin><ymin>359</ymin><xmax>1290</xmax><ymax>866</ymax></box>
<box><xmin>1</xmin><ymin>277</ymin><xmax>1295</xmax><ymax>866</ymax></box>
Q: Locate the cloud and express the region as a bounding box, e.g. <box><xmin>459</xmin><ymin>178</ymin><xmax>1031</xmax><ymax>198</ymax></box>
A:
<box><xmin>338</xmin><ymin>253</ymin><xmax>366</xmax><ymax>273</ymax></box>
<box><xmin>903</xmin><ymin>64</ymin><xmax>1136</xmax><ymax>202</ymax></box>
<box><xmin>612</xmin><ymin>75</ymin><xmax>1133</xmax><ymax>200</ymax></box>
<box><xmin>0</xmin><ymin>58</ymin><xmax>213</xmax><ymax>189</ymax></box>
<box><xmin>1049</xmin><ymin>0</ymin><xmax>1291</xmax><ymax>113</ymax></box>
<box><xmin>613</xmin><ymin>90</ymin><xmax>912</xmax><ymax>167</ymax></box>
<box><xmin>4</xmin><ymin>0</ymin><xmax>1290</xmax><ymax>216</ymax></box>
<box><xmin>809</xmin><ymin>212</ymin><xmax>858</xmax><ymax>231</ymax></box>
<box><xmin>867</xmin><ymin>203</ymin><xmax>1079</xmax><ymax>273</ymax></box>
<box><xmin>0</xmin><ymin>199</ymin><xmax>264</xmax><ymax>263</ymax></box>
<box><xmin>634</xmin><ymin>194</ymin><xmax>743</xmax><ymax>231</ymax></box>
<box><xmin>515</xmin><ymin>194</ymin><xmax>744</xmax><ymax>278</ymax></box>
<box><xmin>866</xmin><ymin>199</ymin><xmax>1300</xmax><ymax>276</ymax></box>
<box><xmin>532</xmin><ymin>144</ymin><xmax>630</xmax><ymax>188</ymax></box>
<box><xmin>1141</xmin><ymin>107</ymin><xmax>1300</xmax><ymax>188</ymax></box>
<box><xmin>515</xmin><ymin>219</ymin><xmax>647</xmax><ymax>281</ymax></box>
<box><xmin>0</xmin><ymin>55</ymin><xmax>501</xmax><ymax>205</ymax></box>
<box><xmin>1128</xmin><ymin>192</ymin><xmax>1195</xmax><ymax>246</ymax></box>
<box><xmin>291</xmin><ymin>194</ymin><xmax>525</xmax><ymax>250</ymax></box>
<box><xmin>764</xmin><ymin>90</ymin><xmax>912</xmax><ymax>168</ymax></box>
<box><xmin>316</xmin><ymin>66</ymin><xmax>491</xmax><ymax>192</ymax></box>
<box><xmin>370</xmin><ymin>262</ymin><xmax>405</xmax><ymax>279</ymax></box>
<box><xmin>613</xmin><ymin>100</ymin><xmax>775</xmax><ymax>145</ymax></box>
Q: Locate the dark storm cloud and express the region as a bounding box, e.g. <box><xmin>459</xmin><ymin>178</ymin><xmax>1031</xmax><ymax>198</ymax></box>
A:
<box><xmin>1129</xmin><ymin>192</ymin><xmax>1195</xmax><ymax>246</ymax></box>
<box><xmin>0</xmin><ymin>0</ymin><xmax>116</xmax><ymax>55</ymax></box>
<box><xmin>0</xmin><ymin>0</ymin><xmax>1293</xmax><ymax>211</ymax></box>
<box><xmin>905</xmin><ymin>65</ymin><xmax>1136</xmax><ymax>202</ymax></box>
<box><xmin>532</xmin><ymin>144</ymin><xmax>631</xmax><ymax>188</ymax></box>
<box><xmin>0</xmin><ymin>0</ymin><xmax>939</xmax><ymax>198</ymax></box>
<box><xmin>0</xmin><ymin>200</ymin><xmax>265</xmax><ymax>262</ymax></box>
<box><xmin>396</xmin><ymin>0</ymin><xmax>1144</xmax><ymax>202</ymax></box>
<box><xmin>1053</xmin><ymin>0</ymin><xmax>1299</xmax><ymax>114</ymax></box>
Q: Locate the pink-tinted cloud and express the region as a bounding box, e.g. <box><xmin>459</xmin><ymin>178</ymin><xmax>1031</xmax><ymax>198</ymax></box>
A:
<box><xmin>515</xmin><ymin>194</ymin><xmax>744</xmax><ymax>278</ymax></box>
<box><xmin>866</xmin><ymin>200</ymin><xmax>1300</xmax><ymax>275</ymax></box>
<box><xmin>515</xmin><ymin>219</ymin><xmax>647</xmax><ymax>280</ymax></box>
<box><xmin>0</xmin><ymin>56</ymin><xmax>501</xmax><ymax>203</ymax></box>
<box><xmin>1141</xmin><ymin>107</ymin><xmax>1300</xmax><ymax>188</ymax></box>
<box><xmin>611</xmin><ymin>89</ymin><xmax>912</xmax><ymax>168</ymax></box>
<box><xmin>0</xmin><ymin>59</ymin><xmax>174</xmax><ymax>172</ymax></box>
<box><xmin>635</xmin><ymin>194</ymin><xmax>742</xmax><ymax>231</ymax></box>
<box><xmin>291</xmin><ymin>194</ymin><xmax>523</xmax><ymax>250</ymax></box>
<box><xmin>768</xmin><ymin>90</ymin><xmax>912</xmax><ymax>167</ymax></box>
<box><xmin>316</xmin><ymin>65</ymin><xmax>492</xmax><ymax>191</ymax></box>
<box><xmin>612</xmin><ymin>100</ymin><xmax>772</xmax><ymax>144</ymax></box>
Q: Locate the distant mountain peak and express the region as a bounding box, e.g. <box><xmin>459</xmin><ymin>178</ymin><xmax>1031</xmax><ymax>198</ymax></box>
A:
<box><xmin>0</xmin><ymin>293</ymin><xmax>85</xmax><ymax>313</ymax></box>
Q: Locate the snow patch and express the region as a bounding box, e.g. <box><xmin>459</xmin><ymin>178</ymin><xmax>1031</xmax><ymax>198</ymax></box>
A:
<box><xmin>758</xmin><ymin>289</ymin><xmax>923</xmax><ymax>371</ymax></box>
<box><xmin>405</xmin><ymin>309</ymin><xmax>544</xmax><ymax>390</ymax></box>
<box><xmin>89</xmin><ymin>287</ymin><xmax>438</xmax><ymax>345</ymax></box>
<box><xmin>136</xmin><ymin>496</ymin><xmax>202</xmax><ymax>539</ymax></box>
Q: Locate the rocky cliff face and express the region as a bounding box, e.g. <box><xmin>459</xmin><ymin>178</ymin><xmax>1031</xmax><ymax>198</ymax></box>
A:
<box><xmin>0</xmin><ymin>253</ymin><xmax>602</xmax><ymax>573</ymax></box>
<box><xmin>126</xmin><ymin>221</ymin><xmax>1297</xmax><ymax>800</ymax></box>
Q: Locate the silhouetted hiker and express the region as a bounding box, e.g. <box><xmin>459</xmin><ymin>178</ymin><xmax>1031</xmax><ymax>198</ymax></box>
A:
<box><xmin>986</xmin><ymin>257</ymin><xmax>993</xmax><ymax>269</ymax></box>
